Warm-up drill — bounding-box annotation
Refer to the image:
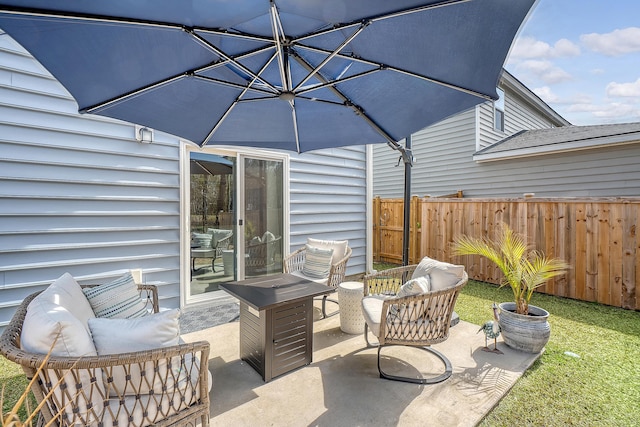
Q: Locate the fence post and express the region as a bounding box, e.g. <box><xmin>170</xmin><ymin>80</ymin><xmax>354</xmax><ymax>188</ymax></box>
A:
<box><xmin>410</xmin><ymin>195</ymin><xmax>419</xmax><ymax>264</ymax></box>
<box><xmin>373</xmin><ymin>196</ymin><xmax>380</xmax><ymax>262</ymax></box>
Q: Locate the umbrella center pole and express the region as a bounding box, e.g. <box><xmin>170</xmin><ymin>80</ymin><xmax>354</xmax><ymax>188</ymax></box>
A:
<box><xmin>390</xmin><ymin>138</ymin><xmax>414</xmax><ymax>266</ymax></box>
<box><xmin>402</xmin><ymin>139</ymin><xmax>412</xmax><ymax>267</ymax></box>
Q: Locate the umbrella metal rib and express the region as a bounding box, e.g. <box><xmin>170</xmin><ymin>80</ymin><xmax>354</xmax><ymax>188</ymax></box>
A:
<box><xmin>0</xmin><ymin>1</ymin><xmax>493</xmax><ymax>139</ymax></box>
<box><xmin>0</xmin><ymin>0</ymin><xmax>533</xmax><ymax>161</ymax></box>
<box><xmin>203</xmin><ymin>52</ymin><xmax>280</xmax><ymax>145</ymax></box>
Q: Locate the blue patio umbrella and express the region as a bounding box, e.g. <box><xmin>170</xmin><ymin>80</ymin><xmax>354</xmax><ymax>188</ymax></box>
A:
<box><xmin>0</xmin><ymin>0</ymin><xmax>536</xmax><ymax>263</ymax></box>
<box><xmin>190</xmin><ymin>152</ymin><xmax>233</xmax><ymax>176</ymax></box>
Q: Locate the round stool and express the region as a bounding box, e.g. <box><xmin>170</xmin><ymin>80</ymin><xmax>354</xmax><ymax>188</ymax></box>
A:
<box><xmin>338</xmin><ymin>281</ymin><xmax>365</xmax><ymax>334</ymax></box>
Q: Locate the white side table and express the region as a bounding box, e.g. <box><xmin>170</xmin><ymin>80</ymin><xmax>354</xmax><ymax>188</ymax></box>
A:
<box><xmin>338</xmin><ymin>281</ymin><xmax>365</xmax><ymax>334</ymax></box>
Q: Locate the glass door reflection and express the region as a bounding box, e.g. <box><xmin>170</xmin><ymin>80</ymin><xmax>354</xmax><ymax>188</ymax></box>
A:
<box><xmin>242</xmin><ymin>157</ymin><xmax>283</xmax><ymax>278</ymax></box>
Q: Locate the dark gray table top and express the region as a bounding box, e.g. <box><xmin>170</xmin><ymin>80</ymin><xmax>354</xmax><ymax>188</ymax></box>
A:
<box><xmin>219</xmin><ymin>273</ymin><xmax>334</xmax><ymax>310</ymax></box>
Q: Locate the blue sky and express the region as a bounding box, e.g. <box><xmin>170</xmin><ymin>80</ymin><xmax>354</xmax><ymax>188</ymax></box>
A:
<box><xmin>505</xmin><ymin>0</ymin><xmax>640</xmax><ymax>125</ymax></box>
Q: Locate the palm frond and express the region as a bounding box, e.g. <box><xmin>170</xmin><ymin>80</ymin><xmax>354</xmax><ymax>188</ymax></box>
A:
<box><xmin>453</xmin><ymin>222</ymin><xmax>568</xmax><ymax>315</ymax></box>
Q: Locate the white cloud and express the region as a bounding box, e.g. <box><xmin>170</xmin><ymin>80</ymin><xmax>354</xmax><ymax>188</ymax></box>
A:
<box><xmin>591</xmin><ymin>103</ymin><xmax>639</xmax><ymax>119</ymax></box>
<box><xmin>552</xmin><ymin>38</ymin><xmax>581</xmax><ymax>57</ymax></box>
<box><xmin>581</xmin><ymin>27</ymin><xmax>640</xmax><ymax>56</ymax></box>
<box><xmin>606</xmin><ymin>78</ymin><xmax>640</xmax><ymax>97</ymax></box>
<box><xmin>510</xmin><ymin>36</ymin><xmax>580</xmax><ymax>59</ymax></box>
<box><xmin>516</xmin><ymin>59</ymin><xmax>573</xmax><ymax>84</ymax></box>
<box><xmin>567</xmin><ymin>101</ymin><xmax>640</xmax><ymax>122</ymax></box>
<box><xmin>532</xmin><ymin>86</ymin><xmax>559</xmax><ymax>103</ymax></box>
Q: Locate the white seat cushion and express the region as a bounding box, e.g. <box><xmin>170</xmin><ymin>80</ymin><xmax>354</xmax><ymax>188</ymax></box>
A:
<box><xmin>361</xmin><ymin>295</ymin><xmax>393</xmax><ymax>337</ymax></box>
<box><xmin>103</xmin><ymin>362</ymin><xmax>212</xmax><ymax>427</ymax></box>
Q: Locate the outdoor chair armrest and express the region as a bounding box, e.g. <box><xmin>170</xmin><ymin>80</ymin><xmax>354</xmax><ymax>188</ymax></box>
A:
<box><xmin>283</xmin><ymin>246</ymin><xmax>307</xmax><ymax>273</ymax></box>
<box><xmin>363</xmin><ymin>264</ymin><xmax>418</xmax><ymax>296</ymax></box>
<box><xmin>0</xmin><ymin>289</ymin><xmax>210</xmax><ymax>427</ymax></box>
<box><xmin>326</xmin><ymin>246</ymin><xmax>353</xmax><ymax>287</ymax></box>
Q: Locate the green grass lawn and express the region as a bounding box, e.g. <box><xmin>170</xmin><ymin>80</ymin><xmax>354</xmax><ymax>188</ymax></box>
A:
<box><xmin>371</xmin><ymin>262</ymin><xmax>639</xmax><ymax>426</ymax></box>
<box><xmin>2</xmin><ymin>268</ymin><xmax>640</xmax><ymax>425</ymax></box>
<box><xmin>457</xmin><ymin>280</ymin><xmax>640</xmax><ymax>426</ymax></box>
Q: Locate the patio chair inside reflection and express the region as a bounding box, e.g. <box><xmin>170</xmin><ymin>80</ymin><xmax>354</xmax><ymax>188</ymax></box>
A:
<box><xmin>191</xmin><ymin>229</ymin><xmax>233</xmax><ymax>273</ymax></box>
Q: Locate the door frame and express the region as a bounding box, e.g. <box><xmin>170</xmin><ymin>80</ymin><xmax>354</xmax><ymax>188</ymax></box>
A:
<box><xmin>180</xmin><ymin>142</ymin><xmax>290</xmax><ymax>308</ymax></box>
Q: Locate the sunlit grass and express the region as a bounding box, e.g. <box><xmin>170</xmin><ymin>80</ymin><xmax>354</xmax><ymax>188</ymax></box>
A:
<box><xmin>374</xmin><ymin>262</ymin><xmax>640</xmax><ymax>426</ymax></box>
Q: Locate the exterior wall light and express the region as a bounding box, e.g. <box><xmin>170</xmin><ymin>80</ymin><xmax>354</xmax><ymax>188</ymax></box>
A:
<box><xmin>135</xmin><ymin>125</ymin><xmax>153</xmax><ymax>143</ymax></box>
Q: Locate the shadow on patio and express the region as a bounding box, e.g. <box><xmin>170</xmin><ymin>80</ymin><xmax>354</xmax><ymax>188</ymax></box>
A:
<box><xmin>181</xmin><ymin>301</ymin><xmax>540</xmax><ymax>427</ymax></box>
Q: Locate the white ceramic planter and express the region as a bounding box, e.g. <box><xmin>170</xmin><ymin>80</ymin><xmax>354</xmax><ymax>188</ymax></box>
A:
<box><xmin>498</xmin><ymin>302</ymin><xmax>550</xmax><ymax>353</ymax></box>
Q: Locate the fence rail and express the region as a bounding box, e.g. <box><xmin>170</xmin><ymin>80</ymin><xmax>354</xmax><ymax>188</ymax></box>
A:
<box><xmin>372</xmin><ymin>196</ymin><xmax>640</xmax><ymax>310</ymax></box>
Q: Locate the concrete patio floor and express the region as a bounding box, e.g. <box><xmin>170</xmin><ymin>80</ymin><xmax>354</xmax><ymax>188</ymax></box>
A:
<box><xmin>181</xmin><ymin>301</ymin><xmax>541</xmax><ymax>427</ymax></box>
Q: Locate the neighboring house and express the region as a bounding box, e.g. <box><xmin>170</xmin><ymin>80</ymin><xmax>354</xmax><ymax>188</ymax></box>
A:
<box><xmin>471</xmin><ymin>122</ymin><xmax>640</xmax><ymax>197</ymax></box>
<box><xmin>373</xmin><ymin>69</ymin><xmax>614</xmax><ymax>198</ymax></box>
<box><xmin>0</xmin><ymin>31</ymin><xmax>371</xmax><ymax>330</ymax></box>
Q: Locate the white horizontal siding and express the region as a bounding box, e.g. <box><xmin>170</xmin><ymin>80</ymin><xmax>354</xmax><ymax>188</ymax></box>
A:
<box><xmin>372</xmin><ymin>108</ymin><xmax>476</xmax><ymax>198</ymax></box>
<box><xmin>0</xmin><ymin>34</ymin><xmax>183</xmax><ymax>328</ymax></box>
<box><xmin>478</xmin><ymin>84</ymin><xmax>560</xmax><ymax>149</ymax></box>
<box><xmin>372</xmin><ymin>78</ymin><xmax>640</xmax><ymax>200</ymax></box>
<box><xmin>0</xmin><ymin>31</ymin><xmax>370</xmax><ymax>330</ymax></box>
<box><xmin>289</xmin><ymin>146</ymin><xmax>367</xmax><ymax>276</ymax></box>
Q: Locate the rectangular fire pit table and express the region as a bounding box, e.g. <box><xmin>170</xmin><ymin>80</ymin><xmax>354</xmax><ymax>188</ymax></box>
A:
<box><xmin>219</xmin><ymin>273</ymin><xmax>335</xmax><ymax>382</ymax></box>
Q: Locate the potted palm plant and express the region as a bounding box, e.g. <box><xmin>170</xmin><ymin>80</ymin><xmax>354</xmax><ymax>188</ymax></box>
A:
<box><xmin>453</xmin><ymin>223</ymin><xmax>568</xmax><ymax>353</ymax></box>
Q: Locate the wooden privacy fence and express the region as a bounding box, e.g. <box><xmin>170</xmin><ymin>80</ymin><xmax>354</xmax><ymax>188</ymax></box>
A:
<box><xmin>372</xmin><ymin>196</ymin><xmax>640</xmax><ymax>310</ymax></box>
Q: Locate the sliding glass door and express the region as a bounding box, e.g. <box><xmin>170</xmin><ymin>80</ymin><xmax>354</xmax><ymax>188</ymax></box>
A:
<box><xmin>189</xmin><ymin>152</ymin><xmax>235</xmax><ymax>299</ymax></box>
<box><xmin>186</xmin><ymin>150</ymin><xmax>286</xmax><ymax>305</ymax></box>
<box><xmin>241</xmin><ymin>156</ymin><xmax>284</xmax><ymax>278</ymax></box>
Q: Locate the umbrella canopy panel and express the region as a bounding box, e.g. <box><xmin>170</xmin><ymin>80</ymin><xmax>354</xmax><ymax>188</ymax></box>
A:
<box><xmin>0</xmin><ymin>0</ymin><xmax>536</xmax><ymax>152</ymax></box>
<box><xmin>190</xmin><ymin>152</ymin><xmax>233</xmax><ymax>176</ymax></box>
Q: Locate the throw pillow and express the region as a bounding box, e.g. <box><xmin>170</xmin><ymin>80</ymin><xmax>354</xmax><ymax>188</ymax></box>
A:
<box><xmin>89</xmin><ymin>308</ymin><xmax>181</xmax><ymax>354</ymax></box>
<box><xmin>302</xmin><ymin>245</ymin><xmax>334</xmax><ymax>279</ymax></box>
<box><xmin>306</xmin><ymin>238</ymin><xmax>348</xmax><ymax>265</ymax></box>
<box><xmin>390</xmin><ymin>276</ymin><xmax>431</xmax><ymax>322</ymax></box>
<box><xmin>20</xmin><ymin>273</ymin><xmax>106</xmax><ymax>422</ymax></box>
<box><xmin>262</xmin><ymin>230</ymin><xmax>276</xmax><ymax>242</ymax></box>
<box><xmin>192</xmin><ymin>232</ymin><xmax>212</xmax><ymax>248</ymax></box>
<box><xmin>83</xmin><ymin>272</ymin><xmax>149</xmax><ymax>319</ymax></box>
<box><xmin>397</xmin><ymin>276</ymin><xmax>431</xmax><ymax>297</ymax></box>
<box><xmin>411</xmin><ymin>256</ymin><xmax>465</xmax><ymax>291</ymax></box>
<box><xmin>21</xmin><ymin>272</ymin><xmax>97</xmax><ymax>357</ymax></box>
<box><xmin>208</xmin><ymin>228</ymin><xmax>232</xmax><ymax>246</ymax></box>
<box><xmin>88</xmin><ymin>309</ymin><xmax>181</xmax><ymax>397</ymax></box>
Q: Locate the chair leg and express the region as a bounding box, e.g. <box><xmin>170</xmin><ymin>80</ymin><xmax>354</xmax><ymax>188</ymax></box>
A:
<box><xmin>320</xmin><ymin>295</ymin><xmax>339</xmax><ymax>318</ymax></box>
<box><xmin>377</xmin><ymin>345</ymin><xmax>452</xmax><ymax>384</ymax></box>
<box><xmin>363</xmin><ymin>323</ymin><xmax>379</xmax><ymax>348</ymax></box>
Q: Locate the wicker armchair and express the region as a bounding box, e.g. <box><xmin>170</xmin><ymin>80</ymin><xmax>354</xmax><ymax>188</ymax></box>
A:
<box><xmin>362</xmin><ymin>264</ymin><xmax>468</xmax><ymax>384</ymax></box>
<box><xmin>0</xmin><ymin>284</ymin><xmax>210</xmax><ymax>427</ymax></box>
<box><xmin>283</xmin><ymin>243</ymin><xmax>352</xmax><ymax>318</ymax></box>
<box><xmin>192</xmin><ymin>230</ymin><xmax>233</xmax><ymax>273</ymax></box>
<box><xmin>246</xmin><ymin>236</ymin><xmax>282</xmax><ymax>276</ymax></box>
